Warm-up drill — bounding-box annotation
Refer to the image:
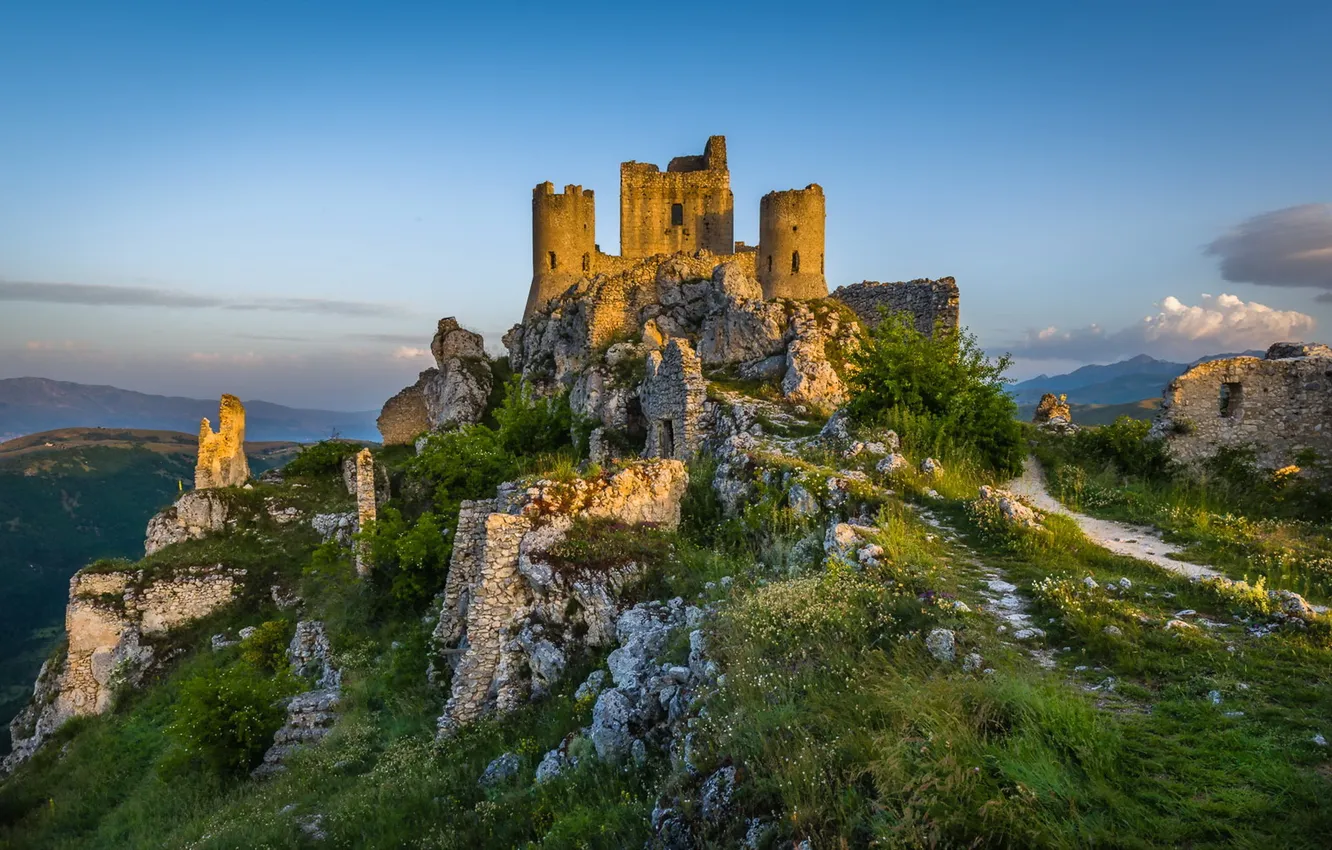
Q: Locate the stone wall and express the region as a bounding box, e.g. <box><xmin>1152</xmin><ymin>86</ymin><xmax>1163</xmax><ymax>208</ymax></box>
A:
<box><xmin>830</xmin><ymin>277</ymin><xmax>960</xmax><ymax>336</ymax></box>
<box><xmin>354</xmin><ymin>448</ymin><xmax>377</xmax><ymax>577</ymax></box>
<box><xmin>196</xmin><ymin>394</ymin><xmax>250</xmax><ymax>489</ymax></box>
<box><xmin>433</xmin><ymin>460</ymin><xmax>688</xmax><ymax>734</ymax></box>
<box><xmin>4</xmin><ymin>564</ymin><xmax>243</xmax><ymax>773</ymax></box>
<box><xmin>620</xmin><ymin>136</ymin><xmax>734</xmax><ymax>259</ymax></box>
<box><xmin>1151</xmin><ymin>342</ymin><xmax>1332</xmax><ymax>468</ymax></box>
<box><xmin>641</xmin><ymin>339</ymin><xmax>707</xmax><ymax>460</ymax></box>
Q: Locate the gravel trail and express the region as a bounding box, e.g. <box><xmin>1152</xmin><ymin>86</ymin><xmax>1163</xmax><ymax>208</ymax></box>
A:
<box><xmin>1005</xmin><ymin>457</ymin><xmax>1222</xmax><ymax>580</ymax></box>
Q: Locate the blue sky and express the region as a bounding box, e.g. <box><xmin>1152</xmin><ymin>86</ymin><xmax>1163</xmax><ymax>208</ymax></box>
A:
<box><xmin>2</xmin><ymin>1</ymin><xmax>1330</xmax><ymax>410</ymax></box>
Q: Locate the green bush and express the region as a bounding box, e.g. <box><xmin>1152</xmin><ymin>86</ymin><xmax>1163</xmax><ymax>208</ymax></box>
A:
<box><xmin>1069</xmin><ymin>416</ymin><xmax>1173</xmax><ymax>480</ymax></box>
<box><xmin>358</xmin><ymin>507</ymin><xmax>452</xmax><ymax>604</ymax></box>
<box><xmin>409</xmin><ymin>426</ymin><xmax>518</xmax><ymax>518</ymax></box>
<box><xmin>493</xmin><ymin>376</ymin><xmax>575</xmax><ymax>457</ymax></box>
<box><xmin>283</xmin><ymin>440</ymin><xmax>363</xmax><ymax>477</ymax></box>
<box><xmin>845</xmin><ymin>312</ymin><xmax>1023</xmax><ymax>476</ymax></box>
<box><xmin>239</xmin><ymin>620</ymin><xmax>292</xmax><ymax>673</ymax></box>
<box><xmin>168</xmin><ymin>662</ymin><xmax>293</xmax><ymax>775</ymax></box>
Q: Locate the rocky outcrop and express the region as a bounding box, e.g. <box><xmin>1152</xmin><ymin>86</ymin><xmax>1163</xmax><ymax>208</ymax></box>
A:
<box><xmin>196</xmin><ymin>394</ymin><xmax>250</xmax><ymax>489</ymax></box>
<box><xmin>780</xmin><ymin>309</ymin><xmax>849</xmax><ymax>411</ymax></box>
<box><xmin>1151</xmin><ymin>341</ymin><xmax>1332</xmax><ymax>468</ymax></box>
<box><xmin>378</xmin><ymin>317</ymin><xmax>493</xmax><ymax>444</ymax></box>
<box><xmin>433</xmin><ymin>460</ymin><xmax>689</xmax><ymax>734</ymax></box>
<box><xmin>144</xmin><ymin>489</ymin><xmax>233</xmax><ymax>555</ymax></box>
<box><xmin>1033</xmin><ymin>393</ymin><xmax>1072</xmax><ymax>425</ymax></box>
<box><xmin>4</xmin><ymin>564</ymin><xmax>243</xmax><ymax>774</ymax></box>
<box><xmin>974</xmin><ymin>485</ymin><xmax>1042</xmax><ymax>529</ymax></box>
<box><xmin>641</xmin><ymin>339</ymin><xmax>707</xmax><ymax>460</ymax></box>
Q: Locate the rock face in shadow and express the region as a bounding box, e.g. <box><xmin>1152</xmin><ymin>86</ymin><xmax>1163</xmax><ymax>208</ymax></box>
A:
<box><xmin>378</xmin><ymin>318</ymin><xmax>493</xmax><ymax>445</ymax></box>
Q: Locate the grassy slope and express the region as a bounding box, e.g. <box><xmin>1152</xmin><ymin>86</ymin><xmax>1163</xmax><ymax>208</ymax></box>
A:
<box><xmin>0</xmin><ymin>430</ymin><xmax>301</xmax><ymax>753</ymax></box>
<box><xmin>1</xmin><ymin>404</ymin><xmax>1330</xmax><ymax>848</ymax></box>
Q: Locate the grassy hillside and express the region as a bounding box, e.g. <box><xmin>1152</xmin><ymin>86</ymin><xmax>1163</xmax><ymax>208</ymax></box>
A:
<box><xmin>0</xmin><ymin>429</ymin><xmax>299</xmax><ymax>753</ymax></box>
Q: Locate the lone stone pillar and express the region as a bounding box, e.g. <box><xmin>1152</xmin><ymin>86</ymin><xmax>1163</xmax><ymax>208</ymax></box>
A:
<box><xmin>354</xmin><ymin>448</ymin><xmax>377</xmax><ymax>577</ymax></box>
<box><xmin>195</xmin><ymin>395</ymin><xmax>250</xmax><ymax>489</ymax></box>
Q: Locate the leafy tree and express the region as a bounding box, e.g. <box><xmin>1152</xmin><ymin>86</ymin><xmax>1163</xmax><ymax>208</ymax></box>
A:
<box><xmin>493</xmin><ymin>377</ymin><xmax>575</xmax><ymax>456</ymax></box>
<box><xmin>846</xmin><ymin>313</ymin><xmax>1023</xmax><ymax>476</ymax></box>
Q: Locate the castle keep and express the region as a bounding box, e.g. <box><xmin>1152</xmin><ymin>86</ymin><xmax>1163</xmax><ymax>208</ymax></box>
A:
<box><xmin>528</xmin><ymin>136</ymin><xmax>827</xmax><ymax>316</ymax></box>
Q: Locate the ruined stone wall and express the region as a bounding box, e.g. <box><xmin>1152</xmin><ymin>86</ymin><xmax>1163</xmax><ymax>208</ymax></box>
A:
<box><xmin>830</xmin><ymin>277</ymin><xmax>960</xmax><ymax>336</ymax></box>
<box><xmin>4</xmin><ymin>564</ymin><xmax>243</xmax><ymax>773</ymax></box>
<box><xmin>641</xmin><ymin>339</ymin><xmax>707</xmax><ymax>460</ymax></box>
<box><xmin>195</xmin><ymin>394</ymin><xmax>249</xmax><ymax>489</ymax></box>
<box><xmin>354</xmin><ymin>448</ymin><xmax>377</xmax><ymax>577</ymax></box>
<box><xmin>1151</xmin><ymin>343</ymin><xmax>1332</xmax><ymax>468</ymax></box>
<box><xmin>528</xmin><ymin>182</ymin><xmax>597</xmax><ymax>318</ymax></box>
<box><xmin>620</xmin><ymin>136</ymin><xmax>734</xmax><ymax>259</ymax></box>
<box><xmin>433</xmin><ymin>461</ymin><xmax>688</xmax><ymax>733</ymax></box>
<box><xmin>758</xmin><ymin>185</ymin><xmax>827</xmax><ymax>300</ymax></box>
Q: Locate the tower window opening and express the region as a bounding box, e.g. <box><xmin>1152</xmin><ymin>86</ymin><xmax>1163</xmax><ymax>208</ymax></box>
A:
<box><xmin>548</xmin><ymin>251</ymin><xmax>557</xmax><ymax>270</ymax></box>
<box><xmin>792</xmin><ymin>251</ymin><xmax>800</xmax><ymax>273</ymax></box>
<box><xmin>792</xmin><ymin>225</ymin><xmax>798</xmax><ymax>232</ymax></box>
<box><xmin>582</xmin><ymin>253</ymin><xmax>590</xmax><ymax>272</ymax></box>
<box><xmin>671</xmin><ymin>203</ymin><xmax>684</xmax><ymax>226</ymax></box>
<box><xmin>766</xmin><ymin>255</ymin><xmax>773</xmax><ymax>273</ymax></box>
<box><xmin>1219</xmin><ymin>382</ymin><xmax>1243</xmax><ymax>417</ymax></box>
<box><xmin>821</xmin><ymin>254</ymin><xmax>825</xmax><ymax>274</ymax></box>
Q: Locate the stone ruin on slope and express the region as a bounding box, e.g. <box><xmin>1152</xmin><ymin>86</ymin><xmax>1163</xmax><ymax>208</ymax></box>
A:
<box><xmin>1150</xmin><ymin>342</ymin><xmax>1332</xmax><ymax>469</ymax></box>
<box><xmin>196</xmin><ymin>394</ymin><xmax>249</xmax><ymax>489</ymax></box>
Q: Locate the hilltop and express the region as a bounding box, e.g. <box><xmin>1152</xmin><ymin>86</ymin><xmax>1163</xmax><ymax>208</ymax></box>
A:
<box><xmin>0</xmin><ymin>378</ymin><xmax>380</xmax><ymax>443</ymax></box>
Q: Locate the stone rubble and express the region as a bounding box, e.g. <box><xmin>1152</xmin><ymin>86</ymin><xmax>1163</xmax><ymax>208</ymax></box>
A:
<box><xmin>253</xmin><ymin>620</ymin><xmax>342</xmax><ymax>779</ymax></box>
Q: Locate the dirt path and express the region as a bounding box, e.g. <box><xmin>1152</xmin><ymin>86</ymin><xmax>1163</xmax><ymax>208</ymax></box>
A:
<box><xmin>1006</xmin><ymin>457</ymin><xmax>1222</xmax><ymax>580</ymax></box>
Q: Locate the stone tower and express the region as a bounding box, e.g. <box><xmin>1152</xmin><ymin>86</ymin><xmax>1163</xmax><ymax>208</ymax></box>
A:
<box><xmin>758</xmin><ymin>184</ymin><xmax>827</xmax><ymax>300</ymax></box>
<box><xmin>620</xmin><ymin>136</ymin><xmax>734</xmax><ymax>259</ymax></box>
<box><xmin>528</xmin><ymin>182</ymin><xmax>596</xmax><ymax>318</ymax></box>
<box><xmin>195</xmin><ymin>394</ymin><xmax>249</xmax><ymax>489</ymax></box>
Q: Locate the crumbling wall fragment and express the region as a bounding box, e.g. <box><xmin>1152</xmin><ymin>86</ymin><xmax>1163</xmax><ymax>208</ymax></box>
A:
<box><xmin>641</xmin><ymin>339</ymin><xmax>707</xmax><ymax>460</ymax></box>
<box><xmin>195</xmin><ymin>394</ymin><xmax>250</xmax><ymax>489</ymax></box>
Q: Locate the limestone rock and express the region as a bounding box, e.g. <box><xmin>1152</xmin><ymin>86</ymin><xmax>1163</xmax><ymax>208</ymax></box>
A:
<box><xmin>975</xmin><ymin>485</ymin><xmax>1042</xmax><ymax>529</ymax></box>
<box><xmin>780</xmin><ymin>311</ymin><xmax>847</xmax><ymax>411</ymax></box>
<box><xmin>145</xmin><ymin>490</ymin><xmax>232</xmax><ymax>555</ymax></box>
<box><xmin>430</xmin><ymin>317</ymin><xmax>486</xmax><ymax>366</ymax></box>
<box><xmin>926</xmin><ymin>628</ymin><xmax>957</xmax><ymax>662</ymax></box>
<box><xmin>4</xmin><ymin>565</ymin><xmax>243</xmax><ymax>775</ymax></box>
<box><xmin>479</xmin><ymin>752</ymin><xmax>521</xmax><ymax>787</ymax></box>
<box><xmin>696</xmin><ymin>299</ymin><xmax>788</xmax><ymax>366</ymax></box>
<box><xmin>920</xmin><ymin>457</ymin><xmax>944</xmax><ymax>478</ymax></box>
<box><xmin>1033</xmin><ymin>393</ymin><xmax>1072</xmax><ymax>425</ymax></box>
<box><xmin>195</xmin><ymin>394</ymin><xmax>250</xmax><ymax>490</ymax></box>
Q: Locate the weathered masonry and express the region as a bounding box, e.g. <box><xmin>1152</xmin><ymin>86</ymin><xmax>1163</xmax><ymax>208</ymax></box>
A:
<box><xmin>528</xmin><ymin>136</ymin><xmax>828</xmax><ymax>317</ymax></box>
<box><xmin>1150</xmin><ymin>342</ymin><xmax>1332</xmax><ymax>468</ymax></box>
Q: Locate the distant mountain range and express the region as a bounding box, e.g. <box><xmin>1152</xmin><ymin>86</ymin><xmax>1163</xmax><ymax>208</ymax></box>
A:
<box><xmin>1009</xmin><ymin>351</ymin><xmax>1263</xmax><ymax>407</ymax></box>
<box><xmin>0</xmin><ymin>377</ymin><xmax>380</xmax><ymax>442</ymax></box>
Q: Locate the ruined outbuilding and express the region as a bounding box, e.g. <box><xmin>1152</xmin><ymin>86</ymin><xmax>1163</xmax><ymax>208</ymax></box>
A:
<box><xmin>641</xmin><ymin>339</ymin><xmax>707</xmax><ymax>460</ymax></box>
<box><xmin>1151</xmin><ymin>342</ymin><xmax>1332</xmax><ymax>468</ymax></box>
<box><xmin>196</xmin><ymin>394</ymin><xmax>249</xmax><ymax>489</ymax></box>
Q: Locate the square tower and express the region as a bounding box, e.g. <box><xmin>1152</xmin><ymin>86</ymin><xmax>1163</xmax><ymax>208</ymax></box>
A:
<box><xmin>619</xmin><ymin>136</ymin><xmax>734</xmax><ymax>258</ymax></box>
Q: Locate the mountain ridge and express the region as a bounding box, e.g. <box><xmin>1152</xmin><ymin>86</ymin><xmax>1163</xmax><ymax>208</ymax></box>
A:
<box><xmin>0</xmin><ymin>377</ymin><xmax>381</xmax><ymax>442</ymax></box>
<box><xmin>1009</xmin><ymin>350</ymin><xmax>1263</xmax><ymax>406</ymax></box>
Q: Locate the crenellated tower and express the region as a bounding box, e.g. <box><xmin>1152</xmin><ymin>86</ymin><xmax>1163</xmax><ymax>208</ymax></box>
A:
<box><xmin>758</xmin><ymin>184</ymin><xmax>827</xmax><ymax>300</ymax></box>
<box><xmin>528</xmin><ymin>182</ymin><xmax>596</xmax><ymax>318</ymax></box>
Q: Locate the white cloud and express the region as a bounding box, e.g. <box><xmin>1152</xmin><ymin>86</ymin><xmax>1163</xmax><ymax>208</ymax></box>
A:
<box><xmin>1010</xmin><ymin>293</ymin><xmax>1316</xmax><ymax>362</ymax></box>
<box><xmin>393</xmin><ymin>346</ymin><xmax>429</xmax><ymax>360</ymax></box>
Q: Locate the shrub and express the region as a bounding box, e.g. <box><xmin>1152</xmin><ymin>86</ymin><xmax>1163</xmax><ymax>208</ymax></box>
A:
<box><xmin>239</xmin><ymin>620</ymin><xmax>292</xmax><ymax>673</ymax></box>
<box><xmin>845</xmin><ymin>312</ymin><xmax>1023</xmax><ymax>476</ymax></box>
<box><xmin>1077</xmin><ymin>416</ymin><xmax>1173</xmax><ymax>480</ymax></box>
<box><xmin>493</xmin><ymin>377</ymin><xmax>575</xmax><ymax>457</ymax></box>
<box><xmin>409</xmin><ymin>426</ymin><xmax>517</xmax><ymax>518</ymax></box>
<box><xmin>358</xmin><ymin>507</ymin><xmax>452</xmax><ymax>604</ymax></box>
<box><xmin>168</xmin><ymin>662</ymin><xmax>293</xmax><ymax>775</ymax></box>
<box><xmin>542</xmin><ymin>517</ymin><xmax>674</xmax><ymax>573</ymax></box>
<box><xmin>283</xmin><ymin>440</ymin><xmax>363</xmax><ymax>477</ymax></box>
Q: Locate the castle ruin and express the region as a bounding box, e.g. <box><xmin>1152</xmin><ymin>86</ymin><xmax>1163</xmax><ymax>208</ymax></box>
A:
<box><xmin>195</xmin><ymin>394</ymin><xmax>249</xmax><ymax>489</ymax></box>
<box><xmin>527</xmin><ymin>136</ymin><xmax>827</xmax><ymax>317</ymax></box>
<box><xmin>1151</xmin><ymin>342</ymin><xmax>1332</xmax><ymax>469</ymax></box>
